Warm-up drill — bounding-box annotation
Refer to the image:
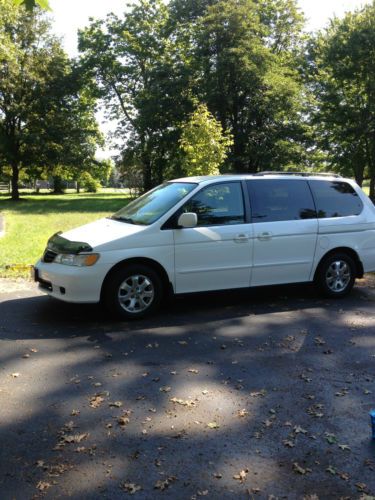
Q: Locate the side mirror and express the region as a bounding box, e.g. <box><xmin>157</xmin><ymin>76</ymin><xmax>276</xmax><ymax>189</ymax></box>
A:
<box><xmin>177</xmin><ymin>212</ymin><xmax>198</xmax><ymax>228</ymax></box>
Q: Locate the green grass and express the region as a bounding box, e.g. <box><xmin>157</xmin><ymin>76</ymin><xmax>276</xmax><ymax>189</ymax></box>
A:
<box><xmin>0</xmin><ymin>191</ymin><xmax>131</xmax><ymax>278</ymax></box>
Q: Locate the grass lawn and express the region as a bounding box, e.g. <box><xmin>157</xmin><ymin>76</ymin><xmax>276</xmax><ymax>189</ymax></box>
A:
<box><xmin>0</xmin><ymin>191</ymin><xmax>131</xmax><ymax>279</ymax></box>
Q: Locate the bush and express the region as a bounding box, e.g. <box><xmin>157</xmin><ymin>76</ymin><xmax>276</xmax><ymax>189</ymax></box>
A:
<box><xmin>80</xmin><ymin>172</ymin><xmax>101</xmax><ymax>193</ymax></box>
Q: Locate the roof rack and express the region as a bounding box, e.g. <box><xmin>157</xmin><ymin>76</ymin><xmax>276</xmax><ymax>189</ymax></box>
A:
<box><xmin>254</xmin><ymin>171</ymin><xmax>342</xmax><ymax>178</ymax></box>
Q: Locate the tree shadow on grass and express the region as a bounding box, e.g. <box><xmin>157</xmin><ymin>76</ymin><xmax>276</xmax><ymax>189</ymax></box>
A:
<box><xmin>1</xmin><ymin>284</ymin><xmax>375</xmax><ymax>499</ymax></box>
<box><xmin>0</xmin><ymin>195</ymin><xmax>130</xmax><ymax>215</ymax></box>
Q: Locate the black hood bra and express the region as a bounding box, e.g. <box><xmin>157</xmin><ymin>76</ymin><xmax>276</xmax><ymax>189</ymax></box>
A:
<box><xmin>47</xmin><ymin>232</ymin><xmax>92</xmax><ymax>254</ymax></box>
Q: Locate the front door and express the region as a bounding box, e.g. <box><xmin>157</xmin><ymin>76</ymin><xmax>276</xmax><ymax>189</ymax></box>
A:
<box><xmin>173</xmin><ymin>181</ymin><xmax>253</xmax><ymax>293</ymax></box>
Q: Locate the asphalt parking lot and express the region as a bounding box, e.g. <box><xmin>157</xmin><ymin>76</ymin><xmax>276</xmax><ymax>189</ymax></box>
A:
<box><xmin>1</xmin><ymin>276</ymin><xmax>375</xmax><ymax>499</ymax></box>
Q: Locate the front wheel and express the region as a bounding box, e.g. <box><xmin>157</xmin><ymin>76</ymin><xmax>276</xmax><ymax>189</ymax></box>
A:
<box><xmin>103</xmin><ymin>264</ymin><xmax>163</xmax><ymax>320</ymax></box>
<box><xmin>315</xmin><ymin>253</ymin><xmax>356</xmax><ymax>298</ymax></box>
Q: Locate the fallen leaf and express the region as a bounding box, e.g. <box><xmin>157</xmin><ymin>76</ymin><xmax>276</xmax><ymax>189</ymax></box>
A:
<box><xmin>154</xmin><ymin>476</ymin><xmax>176</xmax><ymax>490</ymax></box>
<box><xmin>314</xmin><ymin>337</ymin><xmax>326</xmax><ymax>346</ymax></box>
<box><xmin>118</xmin><ymin>416</ymin><xmax>130</xmax><ymax>426</ymax></box>
<box><xmin>283</xmin><ymin>440</ymin><xmax>295</xmax><ymax>448</ymax></box>
<box><xmin>326</xmin><ymin>465</ymin><xmax>336</xmax><ymax>475</ymax></box>
<box><xmin>293</xmin><ymin>426</ymin><xmax>307</xmax><ymax>435</ymax></box>
<box><xmin>170</xmin><ymin>397</ymin><xmax>196</xmax><ymax>407</ymax></box>
<box><xmin>89</xmin><ymin>395</ymin><xmax>104</xmax><ymax>408</ymax></box>
<box><xmin>36</xmin><ymin>481</ymin><xmax>50</xmax><ymax>491</ymax></box>
<box><xmin>233</xmin><ymin>469</ymin><xmax>248</xmax><ymax>483</ymax></box>
<box><xmin>160</xmin><ymin>386</ymin><xmax>171</xmax><ymax>393</ymax></box>
<box><xmin>293</xmin><ymin>463</ymin><xmax>311</xmax><ymax>475</ymax></box>
<box><xmin>325</xmin><ymin>433</ymin><xmax>337</xmax><ymax>445</ymax></box>
<box><xmin>335</xmin><ymin>388</ymin><xmax>348</xmax><ymax>397</ymax></box>
<box><xmin>338</xmin><ymin>444</ymin><xmax>351</xmax><ymax>451</ymax></box>
<box><xmin>238</xmin><ymin>409</ymin><xmax>249</xmax><ymax>418</ymax></box>
<box><xmin>356</xmin><ymin>483</ymin><xmax>368</xmax><ymax>493</ymax></box>
<box><xmin>250</xmin><ymin>389</ymin><xmax>267</xmax><ymax>397</ymax></box>
<box><xmin>60</xmin><ymin>433</ymin><xmax>88</xmax><ymax>444</ymax></box>
<box><xmin>109</xmin><ymin>401</ymin><xmax>123</xmax><ymax>408</ymax></box>
<box><xmin>263</xmin><ymin>418</ymin><xmax>274</xmax><ymax>428</ymax></box>
<box><xmin>338</xmin><ymin>471</ymin><xmax>350</xmax><ymax>481</ymax></box>
<box><xmin>207</xmin><ymin>422</ymin><xmax>220</xmax><ymax>429</ymax></box>
<box><xmin>120</xmin><ymin>482</ymin><xmax>142</xmax><ymax>494</ymax></box>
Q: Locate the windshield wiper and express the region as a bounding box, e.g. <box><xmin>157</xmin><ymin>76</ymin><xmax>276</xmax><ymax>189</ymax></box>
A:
<box><xmin>109</xmin><ymin>216</ymin><xmax>135</xmax><ymax>224</ymax></box>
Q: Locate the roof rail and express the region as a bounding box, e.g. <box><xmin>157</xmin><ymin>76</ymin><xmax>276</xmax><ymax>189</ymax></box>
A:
<box><xmin>254</xmin><ymin>171</ymin><xmax>342</xmax><ymax>178</ymax></box>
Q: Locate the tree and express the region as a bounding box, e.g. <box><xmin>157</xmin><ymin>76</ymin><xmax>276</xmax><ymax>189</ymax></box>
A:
<box><xmin>179</xmin><ymin>102</ymin><xmax>233</xmax><ymax>176</ymax></box>
<box><xmin>309</xmin><ymin>3</ymin><xmax>375</xmax><ymax>198</ymax></box>
<box><xmin>79</xmin><ymin>0</ymin><xmax>188</xmax><ymax>192</ymax></box>
<box><xmin>0</xmin><ymin>1</ymin><xmax>102</xmax><ymax>200</ymax></box>
<box><xmin>12</xmin><ymin>0</ymin><xmax>50</xmax><ymax>11</ymax></box>
<box><xmin>192</xmin><ymin>0</ymin><xmax>306</xmax><ymax>173</ymax></box>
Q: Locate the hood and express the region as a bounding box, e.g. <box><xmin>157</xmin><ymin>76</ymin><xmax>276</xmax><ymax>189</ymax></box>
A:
<box><xmin>60</xmin><ymin>217</ymin><xmax>146</xmax><ymax>250</ymax></box>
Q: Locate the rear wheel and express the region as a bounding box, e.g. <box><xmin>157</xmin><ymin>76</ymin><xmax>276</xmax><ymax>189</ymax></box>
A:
<box><xmin>103</xmin><ymin>264</ymin><xmax>163</xmax><ymax>319</ymax></box>
<box><xmin>315</xmin><ymin>253</ymin><xmax>356</xmax><ymax>298</ymax></box>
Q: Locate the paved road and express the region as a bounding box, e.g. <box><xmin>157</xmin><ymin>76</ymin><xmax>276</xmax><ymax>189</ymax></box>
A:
<box><xmin>1</xmin><ymin>277</ymin><xmax>375</xmax><ymax>499</ymax></box>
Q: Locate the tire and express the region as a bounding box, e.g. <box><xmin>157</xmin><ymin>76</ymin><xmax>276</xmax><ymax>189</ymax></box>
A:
<box><xmin>315</xmin><ymin>253</ymin><xmax>356</xmax><ymax>298</ymax></box>
<box><xmin>103</xmin><ymin>264</ymin><xmax>163</xmax><ymax>320</ymax></box>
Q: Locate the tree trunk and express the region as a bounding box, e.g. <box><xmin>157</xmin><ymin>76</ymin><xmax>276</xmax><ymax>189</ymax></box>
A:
<box><xmin>143</xmin><ymin>159</ymin><xmax>152</xmax><ymax>192</ymax></box>
<box><xmin>76</xmin><ymin>181</ymin><xmax>80</xmax><ymax>194</ymax></box>
<box><xmin>11</xmin><ymin>162</ymin><xmax>20</xmax><ymax>201</ymax></box>
<box><xmin>53</xmin><ymin>176</ymin><xmax>65</xmax><ymax>194</ymax></box>
<box><xmin>369</xmin><ymin>175</ymin><xmax>375</xmax><ymax>202</ymax></box>
<box><xmin>354</xmin><ymin>165</ymin><xmax>364</xmax><ymax>187</ymax></box>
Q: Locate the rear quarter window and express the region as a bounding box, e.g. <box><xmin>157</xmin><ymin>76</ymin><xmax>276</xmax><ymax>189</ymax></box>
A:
<box><xmin>309</xmin><ymin>181</ymin><xmax>363</xmax><ymax>218</ymax></box>
<box><xmin>246</xmin><ymin>179</ymin><xmax>317</xmax><ymax>222</ymax></box>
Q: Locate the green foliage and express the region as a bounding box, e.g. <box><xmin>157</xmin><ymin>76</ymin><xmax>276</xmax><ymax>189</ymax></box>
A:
<box><xmin>0</xmin><ymin>3</ymin><xmax>102</xmax><ymax>199</ymax></box>
<box><xmin>12</xmin><ymin>0</ymin><xmax>50</xmax><ymax>11</ymax></box>
<box><xmin>79</xmin><ymin>171</ymin><xmax>101</xmax><ymax>193</ymax></box>
<box><xmin>309</xmin><ymin>3</ymin><xmax>375</xmax><ymax>197</ymax></box>
<box><xmin>180</xmin><ymin>103</ymin><xmax>233</xmax><ymax>176</ymax></box>
<box><xmin>194</xmin><ymin>0</ymin><xmax>306</xmax><ymax>172</ymax></box>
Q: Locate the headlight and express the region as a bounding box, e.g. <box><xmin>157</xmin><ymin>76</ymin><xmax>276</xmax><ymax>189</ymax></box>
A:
<box><xmin>54</xmin><ymin>253</ymin><xmax>100</xmax><ymax>267</ymax></box>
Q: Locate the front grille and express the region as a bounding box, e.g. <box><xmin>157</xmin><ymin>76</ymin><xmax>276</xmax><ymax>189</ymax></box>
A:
<box><xmin>42</xmin><ymin>249</ymin><xmax>57</xmax><ymax>263</ymax></box>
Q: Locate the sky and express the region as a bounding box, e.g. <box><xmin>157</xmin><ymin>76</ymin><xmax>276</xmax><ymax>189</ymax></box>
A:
<box><xmin>49</xmin><ymin>0</ymin><xmax>373</xmax><ymax>57</ymax></box>
<box><xmin>48</xmin><ymin>0</ymin><xmax>372</xmax><ymax>157</ymax></box>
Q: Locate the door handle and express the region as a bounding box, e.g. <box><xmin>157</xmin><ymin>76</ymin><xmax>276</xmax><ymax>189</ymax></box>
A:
<box><xmin>234</xmin><ymin>233</ymin><xmax>248</xmax><ymax>243</ymax></box>
<box><xmin>257</xmin><ymin>232</ymin><xmax>272</xmax><ymax>241</ymax></box>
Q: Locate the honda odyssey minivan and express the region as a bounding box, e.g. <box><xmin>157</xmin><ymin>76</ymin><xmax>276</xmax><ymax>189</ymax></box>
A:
<box><xmin>34</xmin><ymin>173</ymin><xmax>375</xmax><ymax>319</ymax></box>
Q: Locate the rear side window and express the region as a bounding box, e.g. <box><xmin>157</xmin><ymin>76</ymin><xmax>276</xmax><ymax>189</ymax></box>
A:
<box><xmin>309</xmin><ymin>181</ymin><xmax>363</xmax><ymax>218</ymax></box>
<box><xmin>246</xmin><ymin>180</ymin><xmax>316</xmax><ymax>222</ymax></box>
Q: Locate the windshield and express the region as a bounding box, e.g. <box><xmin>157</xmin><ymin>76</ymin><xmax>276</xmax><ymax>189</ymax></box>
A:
<box><xmin>111</xmin><ymin>182</ymin><xmax>197</xmax><ymax>225</ymax></box>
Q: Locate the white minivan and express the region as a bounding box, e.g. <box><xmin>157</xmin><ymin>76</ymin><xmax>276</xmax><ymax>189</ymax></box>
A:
<box><xmin>34</xmin><ymin>173</ymin><xmax>375</xmax><ymax>319</ymax></box>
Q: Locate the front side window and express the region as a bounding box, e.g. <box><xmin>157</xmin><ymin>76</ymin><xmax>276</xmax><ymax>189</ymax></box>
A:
<box><xmin>111</xmin><ymin>182</ymin><xmax>197</xmax><ymax>225</ymax></box>
<box><xmin>182</xmin><ymin>182</ymin><xmax>245</xmax><ymax>226</ymax></box>
<box><xmin>309</xmin><ymin>180</ymin><xmax>363</xmax><ymax>218</ymax></box>
<box><xmin>247</xmin><ymin>180</ymin><xmax>317</xmax><ymax>222</ymax></box>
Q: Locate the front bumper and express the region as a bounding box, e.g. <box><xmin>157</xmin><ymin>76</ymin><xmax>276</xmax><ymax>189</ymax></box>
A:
<box><xmin>33</xmin><ymin>259</ymin><xmax>107</xmax><ymax>303</ymax></box>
